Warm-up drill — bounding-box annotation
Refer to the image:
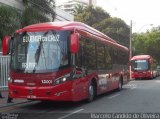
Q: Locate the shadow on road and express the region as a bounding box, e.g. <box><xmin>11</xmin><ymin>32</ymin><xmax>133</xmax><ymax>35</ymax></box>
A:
<box><xmin>15</xmin><ymin>89</ymin><xmax>123</xmax><ymax>112</ymax></box>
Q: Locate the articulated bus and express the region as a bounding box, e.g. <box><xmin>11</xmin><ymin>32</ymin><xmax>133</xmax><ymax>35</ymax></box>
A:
<box><xmin>3</xmin><ymin>22</ymin><xmax>129</xmax><ymax>102</ymax></box>
<box><xmin>131</xmin><ymin>55</ymin><xmax>155</xmax><ymax>80</ymax></box>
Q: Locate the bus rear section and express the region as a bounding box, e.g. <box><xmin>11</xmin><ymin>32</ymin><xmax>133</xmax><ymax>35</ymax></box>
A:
<box><xmin>131</xmin><ymin>55</ymin><xmax>153</xmax><ymax>79</ymax></box>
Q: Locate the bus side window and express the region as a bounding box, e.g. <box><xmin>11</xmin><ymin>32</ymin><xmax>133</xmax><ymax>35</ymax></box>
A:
<box><xmin>96</xmin><ymin>42</ymin><xmax>105</xmax><ymax>70</ymax></box>
<box><xmin>76</xmin><ymin>35</ymin><xmax>85</xmax><ymax>67</ymax></box>
<box><xmin>105</xmin><ymin>46</ymin><xmax>112</xmax><ymax>69</ymax></box>
<box><xmin>85</xmin><ymin>39</ymin><xmax>96</xmax><ymax>70</ymax></box>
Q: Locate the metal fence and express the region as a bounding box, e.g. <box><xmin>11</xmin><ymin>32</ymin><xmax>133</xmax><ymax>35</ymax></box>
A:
<box><xmin>0</xmin><ymin>55</ymin><xmax>10</xmax><ymax>91</ymax></box>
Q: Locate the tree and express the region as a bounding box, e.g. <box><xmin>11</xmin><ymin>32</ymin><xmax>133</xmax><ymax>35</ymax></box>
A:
<box><xmin>75</xmin><ymin>5</ymin><xmax>110</xmax><ymax>26</ymax></box>
<box><xmin>132</xmin><ymin>33</ymin><xmax>148</xmax><ymax>55</ymax></box>
<box><xmin>133</xmin><ymin>27</ymin><xmax>160</xmax><ymax>63</ymax></box>
<box><xmin>75</xmin><ymin>5</ymin><xmax>130</xmax><ymax>47</ymax></box>
<box><xmin>93</xmin><ymin>17</ymin><xmax>130</xmax><ymax>47</ymax></box>
<box><xmin>73</xmin><ymin>4</ymin><xmax>85</xmax><ymax>15</ymax></box>
<box><xmin>0</xmin><ymin>6</ymin><xmax>21</xmax><ymax>41</ymax></box>
<box><xmin>22</xmin><ymin>0</ymin><xmax>55</xmax><ymax>27</ymax></box>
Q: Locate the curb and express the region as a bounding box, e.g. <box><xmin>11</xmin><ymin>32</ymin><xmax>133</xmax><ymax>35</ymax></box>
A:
<box><xmin>0</xmin><ymin>100</ymin><xmax>32</xmax><ymax>108</ymax></box>
<box><xmin>0</xmin><ymin>91</ymin><xmax>33</xmax><ymax>108</ymax></box>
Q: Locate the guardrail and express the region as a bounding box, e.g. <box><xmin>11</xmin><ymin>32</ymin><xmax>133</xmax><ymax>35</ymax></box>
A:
<box><xmin>0</xmin><ymin>55</ymin><xmax>10</xmax><ymax>91</ymax></box>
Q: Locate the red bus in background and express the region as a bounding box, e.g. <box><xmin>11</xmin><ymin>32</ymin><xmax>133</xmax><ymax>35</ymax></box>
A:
<box><xmin>3</xmin><ymin>22</ymin><xmax>129</xmax><ymax>102</ymax></box>
<box><xmin>131</xmin><ymin>55</ymin><xmax>155</xmax><ymax>80</ymax></box>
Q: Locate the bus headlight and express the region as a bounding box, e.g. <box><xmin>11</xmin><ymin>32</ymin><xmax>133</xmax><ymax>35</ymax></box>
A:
<box><xmin>54</xmin><ymin>77</ymin><xmax>67</xmax><ymax>85</ymax></box>
<box><xmin>8</xmin><ymin>77</ymin><xmax>13</xmax><ymax>83</ymax></box>
<box><xmin>54</xmin><ymin>73</ymin><xmax>71</xmax><ymax>85</ymax></box>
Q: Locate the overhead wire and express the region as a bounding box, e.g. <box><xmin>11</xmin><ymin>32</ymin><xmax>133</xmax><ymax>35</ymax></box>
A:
<box><xmin>28</xmin><ymin>0</ymin><xmax>70</xmax><ymax>21</ymax></box>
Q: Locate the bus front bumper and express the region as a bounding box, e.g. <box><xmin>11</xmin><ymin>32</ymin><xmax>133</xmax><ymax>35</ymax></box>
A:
<box><xmin>8</xmin><ymin>82</ymin><xmax>78</xmax><ymax>101</ymax></box>
<box><xmin>132</xmin><ymin>72</ymin><xmax>152</xmax><ymax>79</ymax></box>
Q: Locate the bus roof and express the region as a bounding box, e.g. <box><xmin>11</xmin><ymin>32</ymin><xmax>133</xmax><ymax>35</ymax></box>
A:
<box><xmin>16</xmin><ymin>21</ymin><xmax>128</xmax><ymax>52</ymax></box>
<box><xmin>131</xmin><ymin>55</ymin><xmax>152</xmax><ymax>61</ymax></box>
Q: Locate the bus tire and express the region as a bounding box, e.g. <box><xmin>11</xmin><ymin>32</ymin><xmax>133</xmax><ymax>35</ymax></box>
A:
<box><xmin>150</xmin><ymin>76</ymin><xmax>153</xmax><ymax>80</ymax></box>
<box><xmin>87</xmin><ymin>82</ymin><xmax>95</xmax><ymax>102</ymax></box>
<box><xmin>150</xmin><ymin>73</ymin><xmax>153</xmax><ymax>80</ymax></box>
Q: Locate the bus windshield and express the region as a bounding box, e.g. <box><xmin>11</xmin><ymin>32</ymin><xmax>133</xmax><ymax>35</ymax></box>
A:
<box><xmin>11</xmin><ymin>30</ymin><xmax>70</xmax><ymax>73</ymax></box>
<box><xmin>131</xmin><ymin>60</ymin><xmax>149</xmax><ymax>71</ymax></box>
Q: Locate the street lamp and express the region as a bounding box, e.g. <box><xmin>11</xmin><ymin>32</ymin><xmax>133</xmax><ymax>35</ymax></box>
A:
<box><xmin>137</xmin><ymin>24</ymin><xmax>153</xmax><ymax>33</ymax></box>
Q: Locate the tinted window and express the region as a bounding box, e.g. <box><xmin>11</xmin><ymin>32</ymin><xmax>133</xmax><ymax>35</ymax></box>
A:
<box><xmin>131</xmin><ymin>60</ymin><xmax>149</xmax><ymax>71</ymax></box>
<box><xmin>11</xmin><ymin>30</ymin><xmax>70</xmax><ymax>73</ymax></box>
<box><xmin>97</xmin><ymin>42</ymin><xmax>105</xmax><ymax>69</ymax></box>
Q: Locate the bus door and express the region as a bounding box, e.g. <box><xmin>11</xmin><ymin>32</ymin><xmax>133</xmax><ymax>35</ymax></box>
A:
<box><xmin>72</xmin><ymin>67</ymin><xmax>88</xmax><ymax>100</ymax></box>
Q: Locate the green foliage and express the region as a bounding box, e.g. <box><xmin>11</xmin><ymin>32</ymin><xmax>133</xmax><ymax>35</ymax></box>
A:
<box><xmin>21</xmin><ymin>6</ymin><xmax>49</xmax><ymax>27</ymax></box>
<box><xmin>22</xmin><ymin>0</ymin><xmax>55</xmax><ymax>27</ymax></box>
<box><xmin>94</xmin><ymin>17</ymin><xmax>130</xmax><ymax>47</ymax></box>
<box><xmin>133</xmin><ymin>28</ymin><xmax>160</xmax><ymax>63</ymax></box>
<box><xmin>0</xmin><ymin>6</ymin><xmax>21</xmax><ymax>41</ymax></box>
<box><xmin>73</xmin><ymin>4</ymin><xmax>85</xmax><ymax>15</ymax></box>
<box><xmin>75</xmin><ymin>5</ymin><xmax>110</xmax><ymax>26</ymax></box>
<box><xmin>74</xmin><ymin>5</ymin><xmax>130</xmax><ymax>47</ymax></box>
<box><xmin>0</xmin><ymin>0</ymin><xmax>55</xmax><ymax>50</ymax></box>
<box><xmin>133</xmin><ymin>34</ymin><xmax>148</xmax><ymax>55</ymax></box>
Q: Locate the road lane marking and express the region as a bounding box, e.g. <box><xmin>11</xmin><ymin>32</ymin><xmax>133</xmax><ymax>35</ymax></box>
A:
<box><xmin>0</xmin><ymin>101</ymin><xmax>40</xmax><ymax>113</ymax></box>
<box><xmin>155</xmin><ymin>80</ymin><xmax>160</xmax><ymax>83</ymax></box>
<box><xmin>58</xmin><ymin>109</ymin><xmax>84</xmax><ymax>119</ymax></box>
<box><xmin>130</xmin><ymin>87</ymin><xmax>137</xmax><ymax>90</ymax></box>
<box><xmin>108</xmin><ymin>94</ymin><xmax>120</xmax><ymax>99</ymax></box>
<box><xmin>124</xmin><ymin>83</ymin><xmax>137</xmax><ymax>90</ymax></box>
<box><xmin>0</xmin><ymin>106</ymin><xmax>18</xmax><ymax>113</ymax></box>
<box><xmin>125</xmin><ymin>84</ymin><xmax>137</xmax><ymax>87</ymax></box>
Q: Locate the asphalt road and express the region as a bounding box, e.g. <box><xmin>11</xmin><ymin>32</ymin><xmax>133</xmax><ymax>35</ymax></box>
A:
<box><xmin>1</xmin><ymin>77</ymin><xmax>160</xmax><ymax>119</ymax></box>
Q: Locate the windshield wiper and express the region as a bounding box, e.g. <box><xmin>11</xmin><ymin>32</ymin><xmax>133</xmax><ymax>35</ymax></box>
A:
<box><xmin>34</xmin><ymin>31</ymin><xmax>50</xmax><ymax>72</ymax></box>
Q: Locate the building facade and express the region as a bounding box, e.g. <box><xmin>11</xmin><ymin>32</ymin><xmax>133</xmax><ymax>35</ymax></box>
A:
<box><xmin>0</xmin><ymin>0</ymin><xmax>23</xmax><ymax>10</ymax></box>
<box><xmin>0</xmin><ymin>0</ymin><xmax>74</xmax><ymax>21</ymax></box>
<box><xmin>88</xmin><ymin>0</ymin><xmax>96</xmax><ymax>5</ymax></box>
<box><xmin>57</xmin><ymin>0</ymin><xmax>97</xmax><ymax>14</ymax></box>
<box><xmin>58</xmin><ymin>0</ymin><xmax>88</xmax><ymax>14</ymax></box>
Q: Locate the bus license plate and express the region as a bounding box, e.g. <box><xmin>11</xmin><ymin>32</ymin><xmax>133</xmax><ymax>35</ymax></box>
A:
<box><xmin>27</xmin><ymin>95</ymin><xmax>36</xmax><ymax>99</ymax></box>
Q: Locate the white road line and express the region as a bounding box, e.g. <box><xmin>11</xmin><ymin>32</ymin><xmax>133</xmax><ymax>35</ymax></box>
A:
<box><xmin>58</xmin><ymin>109</ymin><xmax>84</xmax><ymax>119</ymax></box>
<box><xmin>125</xmin><ymin>84</ymin><xmax>137</xmax><ymax>87</ymax></box>
<box><xmin>130</xmin><ymin>87</ymin><xmax>137</xmax><ymax>90</ymax></box>
<box><xmin>155</xmin><ymin>80</ymin><xmax>160</xmax><ymax>83</ymax></box>
<box><xmin>108</xmin><ymin>94</ymin><xmax>120</xmax><ymax>99</ymax></box>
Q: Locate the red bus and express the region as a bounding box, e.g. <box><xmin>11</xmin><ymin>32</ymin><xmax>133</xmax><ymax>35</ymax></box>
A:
<box><xmin>130</xmin><ymin>55</ymin><xmax>154</xmax><ymax>80</ymax></box>
<box><xmin>3</xmin><ymin>22</ymin><xmax>129</xmax><ymax>102</ymax></box>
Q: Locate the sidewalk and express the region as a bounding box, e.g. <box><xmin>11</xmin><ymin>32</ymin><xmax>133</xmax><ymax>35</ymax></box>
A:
<box><xmin>0</xmin><ymin>91</ymin><xmax>29</xmax><ymax>108</ymax></box>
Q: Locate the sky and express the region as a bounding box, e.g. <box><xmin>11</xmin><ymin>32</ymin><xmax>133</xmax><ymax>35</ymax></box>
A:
<box><xmin>56</xmin><ymin>0</ymin><xmax>160</xmax><ymax>33</ymax></box>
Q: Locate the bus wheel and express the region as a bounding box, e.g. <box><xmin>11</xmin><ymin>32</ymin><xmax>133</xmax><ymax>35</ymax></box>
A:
<box><xmin>150</xmin><ymin>73</ymin><xmax>154</xmax><ymax>80</ymax></box>
<box><xmin>87</xmin><ymin>82</ymin><xmax>94</xmax><ymax>102</ymax></box>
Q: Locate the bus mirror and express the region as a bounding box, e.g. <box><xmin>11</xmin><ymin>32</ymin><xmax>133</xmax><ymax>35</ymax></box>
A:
<box><xmin>2</xmin><ymin>36</ymin><xmax>10</xmax><ymax>55</ymax></box>
<box><xmin>70</xmin><ymin>33</ymin><xmax>79</xmax><ymax>53</ymax></box>
<box><xmin>149</xmin><ymin>59</ymin><xmax>152</xmax><ymax>63</ymax></box>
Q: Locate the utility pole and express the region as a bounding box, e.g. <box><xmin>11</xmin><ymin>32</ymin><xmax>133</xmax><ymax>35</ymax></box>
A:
<box><xmin>130</xmin><ymin>20</ymin><xmax>132</xmax><ymax>60</ymax></box>
<box><xmin>89</xmin><ymin>0</ymin><xmax>92</xmax><ymax>5</ymax></box>
<box><xmin>129</xmin><ymin>20</ymin><xmax>132</xmax><ymax>80</ymax></box>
